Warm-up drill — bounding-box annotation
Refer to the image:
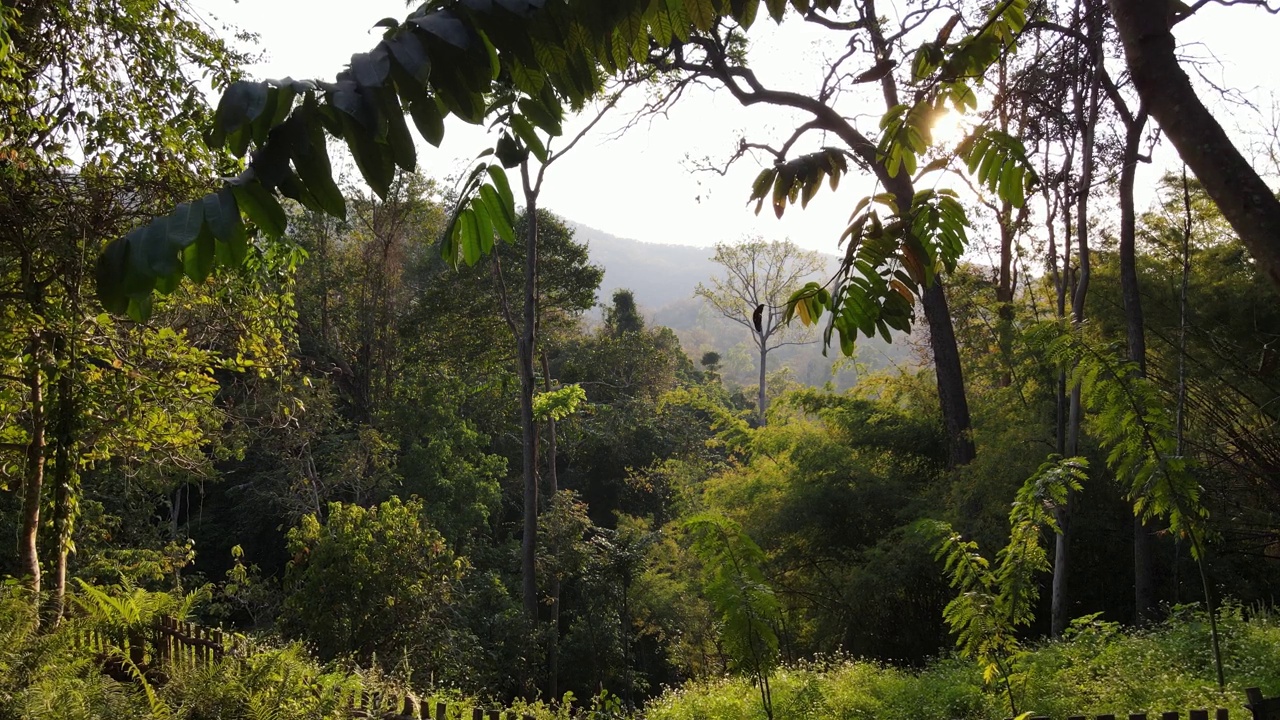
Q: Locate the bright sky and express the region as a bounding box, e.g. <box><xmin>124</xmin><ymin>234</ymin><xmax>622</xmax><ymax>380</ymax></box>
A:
<box><xmin>191</xmin><ymin>1</ymin><xmax>1280</xmax><ymax>257</ymax></box>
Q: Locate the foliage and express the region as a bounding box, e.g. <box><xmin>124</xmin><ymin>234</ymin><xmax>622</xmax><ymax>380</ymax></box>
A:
<box><xmin>1029</xmin><ymin>322</ymin><xmax>1206</xmax><ymax>550</ymax></box>
<box><xmin>685</xmin><ymin>512</ymin><xmax>780</xmax><ymax>719</ymax></box>
<box><xmin>928</xmin><ymin>456</ymin><xmax>1088</xmax><ymax>713</ymax></box>
<box><xmin>281</xmin><ymin>498</ymin><xmax>467</xmax><ymax>675</ymax></box>
<box><xmin>647</xmin><ymin>609</ymin><xmax>1280</xmax><ymax>720</ymax></box>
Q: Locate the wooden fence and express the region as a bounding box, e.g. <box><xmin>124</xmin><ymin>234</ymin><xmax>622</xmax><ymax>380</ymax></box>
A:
<box><xmin>76</xmin><ymin>616</ymin><xmax>1280</xmax><ymax>720</ymax></box>
<box><xmin>1022</xmin><ymin>710</ymin><xmax>1230</xmax><ymax>720</ymax></box>
<box><xmin>348</xmin><ymin>698</ymin><xmax>540</xmax><ymax>720</ymax></box>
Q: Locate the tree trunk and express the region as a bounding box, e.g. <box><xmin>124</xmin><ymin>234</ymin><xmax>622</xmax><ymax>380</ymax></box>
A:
<box><xmin>757</xmin><ymin>343</ymin><xmax>768</xmax><ymax>426</ymax></box>
<box><xmin>920</xmin><ymin>280</ymin><xmax>975</xmax><ymax>466</ymax></box>
<box><xmin>540</xmin><ymin>350</ymin><xmax>560</xmax><ymax>699</ymax></box>
<box><xmin>19</xmin><ymin>330</ymin><xmax>46</xmax><ymax>599</ymax></box>
<box><xmin>1110</xmin><ymin>0</ymin><xmax>1280</xmax><ymax>292</ymax></box>
<box><xmin>51</xmin><ymin>333</ymin><xmax>76</xmax><ymax>623</ymax></box>
<box><xmin>1053</xmin><ymin>2</ymin><xmax>1101</xmax><ymax>637</ymax></box>
<box><xmin>1118</xmin><ymin>109</ymin><xmax>1158</xmax><ymax>624</ymax></box>
<box><xmin>520</xmin><ymin>199</ymin><xmax>540</xmax><ymax>621</ymax></box>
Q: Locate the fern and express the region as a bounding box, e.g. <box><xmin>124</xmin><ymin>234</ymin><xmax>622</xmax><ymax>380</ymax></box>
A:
<box><xmin>685</xmin><ymin>512</ymin><xmax>780</xmax><ymax>720</ymax></box>
<box><xmin>1028</xmin><ymin>322</ymin><xmax>1207</xmax><ymax>549</ymax></box>
<box><xmin>927</xmin><ymin>455</ymin><xmax>1087</xmax><ymax>715</ymax></box>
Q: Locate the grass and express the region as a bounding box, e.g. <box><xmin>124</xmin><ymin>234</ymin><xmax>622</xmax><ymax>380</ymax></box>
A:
<box><xmin>644</xmin><ymin>606</ymin><xmax>1280</xmax><ymax>720</ymax></box>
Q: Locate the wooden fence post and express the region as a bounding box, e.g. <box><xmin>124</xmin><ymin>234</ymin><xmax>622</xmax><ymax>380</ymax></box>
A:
<box><xmin>435</xmin><ymin>701</ymin><xmax>447</xmax><ymax>720</ymax></box>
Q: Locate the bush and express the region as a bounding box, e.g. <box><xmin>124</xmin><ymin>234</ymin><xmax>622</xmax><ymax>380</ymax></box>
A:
<box><xmin>645</xmin><ymin>608</ymin><xmax>1280</xmax><ymax>720</ymax></box>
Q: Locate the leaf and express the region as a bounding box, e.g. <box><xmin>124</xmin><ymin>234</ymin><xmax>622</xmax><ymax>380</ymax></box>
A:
<box><xmin>183</xmin><ymin>223</ymin><xmax>216</xmax><ymax>283</ymax></box>
<box><xmin>479</xmin><ymin>184</ymin><xmax>516</xmax><ymax>244</ymax></box>
<box><xmin>126</xmin><ymin>295</ymin><xmax>153</xmax><ymax>323</ymax></box>
<box><xmin>510</xmin><ymin>113</ymin><xmax>548</xmax><ymax>163</ymax></box>
<box><xmin>339</xmin><ymin>112</ymin><xmax>395</xmax><ymax>198</ymax></box>
<box><xmin>376</xmin><ymin>87</ymin><xmax>417</xmax><ymax>172</ymax></box>
<box><xmin>518</xmin><ymin>96</ymin><xmax>563</xmax><ymax>136</ymax></box>
<box><xmin>291</xmin><ymin>114</ymin><xmax>347</xmax><ymax>218</ymax></box>
<box><xmin>350</xmin><ymin>47</ymin><xmax>392</xmax><ymax>88</ymax></box>
<box><xmin>166</xmin><ymin>201</ymin><xmax>205</xmax><ymax>250</ymax></box>
<box><xmin>488</xmin><ymin>164</ymin><xmax>516</xmax><ymax>216</ymax></box>
<box><xmin>212</xmin><ymin>81</ymin><xmax>269</xmax><ymax>147</ymax></box>
<box><xmin>688</xmin><ymin>0</ymin><xmax>716</xmax><ymax>31</ymax></box>
<box><xmin>411</xmin><ymin>10</ymin><xmax>473</xmax><ymax>50</ymax></box>
<box><xmin>231</xmin><ymin>180</ymin><xmax>287</xmax><ymax>239</ymax></box>
<box><xmin>387</xmin><ymin>30</ymin><xmax>432</xmax><ymax>85</ymax></box>
<box><xmin>409</xmin><ymin>97</ymin><xmax>446</xmax><ymax>146</ymax></box>
<box><xmin>95</xmin><ymin>238</ymin><xmax>130</xmax><ymax>314</ymax></box>
<box><xmin>460</xmin><ymin>208</ymin><xmax>482</xmax><ymax>266</ymax></box>
<box><xmin>202</xmin><ymin>188</ymin><xmax>245</xmax><ymax>248</ymax></box>
<box><xmin>471</xmin><ymin>196</ymin><xmax>495</xmax><ymax>254</ymax></box>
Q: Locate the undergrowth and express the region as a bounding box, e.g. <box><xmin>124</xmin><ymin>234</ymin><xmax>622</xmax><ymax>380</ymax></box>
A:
<box><xmin>3</xmin><ymin>578</ymin><xmax>1278</xmax><ymax>720</ymax></box>
<box><xmin>645</xmin><ymin>605</ymin><xmax>1280</xmax><ymax>720</ymax></box>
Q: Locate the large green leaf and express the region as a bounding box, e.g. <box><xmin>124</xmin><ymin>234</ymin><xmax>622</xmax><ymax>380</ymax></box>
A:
<box><xmin>95</xmin><ymin>237</ymin><xmax>130</xmax><ymax>314</ymax></box>
<box><xmin>291</xmin><ymin>113</ymin><xmax>347</xmax><ymax>218</ymax></box>
<box><xmin>202</xmin><ymin>188</ymin><xmax>245</xmax><ymax>247</ymax></box>
<box><xmin>518</xmin><ymin>96</ymin><xmax>562</xmax><ymax>136</ymax></box>
<box><xmin>509</xmin><ymin>113</ymin><xmax>547</xmax><ymax>162</ymax></box>
<box><xmin>386</xmin><ymin>31</ymin><xmax>432</xmax><ymax>84</ymax></box>
<box><xmin>479</xmin><ymin>183</ymin><xmax>516</xmax><ymax>244</ymax></box>
<box><xmin>230</xmin><ymin>179</ymin><xmax>288</xmax><ymax>239</ymax></box>
<box><xmin>182</xmin><ymin>222</ymin><xmax>217</xmax><ymax>283</ymax></box>
<box><xmin>375</xmin><ymin>86</ymin><xmax>417</xmax><ymax>172</ymax></box>
<box><xmin>339</xmin><ymin>111</ymin><xmax>395</xmax><ymax>198</ymax></box>
<box><xmin>211</xmin><ymin>81</ymin><xmax>268</xmax><ymax>149</ymax></box>
<box><xmin>411</xmin><ymin>10</ymin><xmax>473</xmax><ymax>50</ymax></box>
<box><xmin>139</xmin><ymin>216</ymin><xmax>181</xmax><ymax>277</ymax></box>
<box><xmin>166</xmin><ymin>201</ymin><xmax>205</xmax><ymax>250</ymax></box>
<box><xmin>409</xmin><ymin>97</ymin><xmax>446</xmax><ymax>146</ymax></box>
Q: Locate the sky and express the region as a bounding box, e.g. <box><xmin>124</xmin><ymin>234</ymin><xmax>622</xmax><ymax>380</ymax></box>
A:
<box><xmin>189</xmin><ymin>0</ymin><xmax>1280</xmax><ymax>258</ymax></box>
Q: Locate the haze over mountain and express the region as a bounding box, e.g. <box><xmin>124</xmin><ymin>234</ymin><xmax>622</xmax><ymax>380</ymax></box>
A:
<box><xmin>568</xmin><ymin>221</ymin><xmax>919</xmax><ymax>391</ymax></box>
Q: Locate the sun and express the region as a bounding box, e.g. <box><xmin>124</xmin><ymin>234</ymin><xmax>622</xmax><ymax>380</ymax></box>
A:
<box><xmin>929</xmin><ymin>109</ymin><xmax>973</xmax><ymax>148</ymax></box>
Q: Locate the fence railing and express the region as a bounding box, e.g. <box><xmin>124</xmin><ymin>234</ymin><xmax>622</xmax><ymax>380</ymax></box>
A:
<box><xmin>76</xmin><ymin>616</ymin><xmax>1280</xmax><ymax>720</ymax></box>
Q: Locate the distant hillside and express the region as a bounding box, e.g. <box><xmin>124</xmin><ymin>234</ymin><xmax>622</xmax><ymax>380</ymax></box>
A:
<box><xmin>569</xmin><ymin>222</ymin><xmax>721</xmax><ymax>311</ymax></box>
<box><xmin>568</xmin><ymin>222</ymin><xmax>920</xmax><ymax>391</ymax></box>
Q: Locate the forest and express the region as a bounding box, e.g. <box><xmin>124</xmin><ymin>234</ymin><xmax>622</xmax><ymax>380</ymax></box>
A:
<box><xmin>4</xmin><ymin>0</ymin><xmax>1280</xmax><ymax>718</ymax></box>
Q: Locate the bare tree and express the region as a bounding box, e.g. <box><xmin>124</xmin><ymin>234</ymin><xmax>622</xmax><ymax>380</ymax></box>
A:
<box><xmin>696</xmin><ymin>238</ymin><xmax>824</xmax><ymax>425</ymax></box>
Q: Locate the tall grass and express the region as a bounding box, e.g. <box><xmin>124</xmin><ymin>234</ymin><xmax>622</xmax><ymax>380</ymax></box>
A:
<box><xmin>645</xmin><ymin>607</ymin><xmax>1280</xmax><ymax>720</ymax></box>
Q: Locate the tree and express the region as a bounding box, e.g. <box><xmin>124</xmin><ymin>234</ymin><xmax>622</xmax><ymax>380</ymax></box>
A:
<box><xmin>281</xmin><ymin>497</ymin><xmax>466</xmax><ymax>669</ymax></box>
<box><xmin>605</xmin><ymin>289</ymin><xmax>645</xmax><ymax>335</ymax></box>
<box><xmin>1109</xmin><ymin>1</ymin><xmax>1280</xmax><ymax>293</ymax></box>
<box><xmin>0</xmin><ymin>0</ymin><xmax>247</xmax><ymax>606</ymax></box>
<box><xmin>695</xmin><ymin>238</ymin><xmax>823</xmax><ymax>425</ymax></box>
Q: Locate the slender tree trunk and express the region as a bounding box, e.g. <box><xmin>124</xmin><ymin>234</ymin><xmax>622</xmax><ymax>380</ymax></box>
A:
<box><xmin>1118</xmin><ymin>109</ymin><xmax>1158</xmax><ymax>624</ymax></box>
<box><xmin>19</xmin><ymin>330</ymin><xmax>46</xmax><ymax>599</ymax></box>
<box><xmin>1054</xmin><ymin>5</ymin><xmax>1101</xmax><ymax>637</ymax></box>
<box><xmin>540</xmin><ymin>350</ymin><xmax>560</xmax><ymax>700</ymax></box>
<box><xmin>51</xmin><ymin>333</ymin><xmax>76</xmax><ymax>623</ymax></box>
<box><xmin>520</xmin><ymin>199</ymin><xmax>540</xmax><ymax>621</ymax></box>
<box><xmin>860</xmin><ymin>0</ymin><xmax>974</xmax><ymax>467</ymax></box>
<box><xmin>1110</xmin><ymin>0</ymin><xmax>1280</xmax><ymax>292</ymax></box>
<box><xmin>757</xmin><ymin>343</ymin><xmax>768</xmax><ymax>426</ymax></box>
<box><xmin>920</xmin><ymin>280</ymin><xmax>975</xmax><ymax>466</ymax></box>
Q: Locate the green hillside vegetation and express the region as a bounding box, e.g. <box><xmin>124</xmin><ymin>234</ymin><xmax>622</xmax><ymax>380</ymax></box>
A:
<box><xmin>5</xmin><ymin>0</ymin><xmax>1280</xmax><ymax>719</ymax></box>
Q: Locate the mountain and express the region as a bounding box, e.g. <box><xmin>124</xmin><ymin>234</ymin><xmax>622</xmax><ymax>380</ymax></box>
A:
<box><xmin>568</xmin><ymin>221</ymin><xmax>920</xmax><ymax>391</ymax></box>
<box><xmin>568</xmin><ymin>222</ymin><xmax>722</xmax><ymax>311</ymax></box>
